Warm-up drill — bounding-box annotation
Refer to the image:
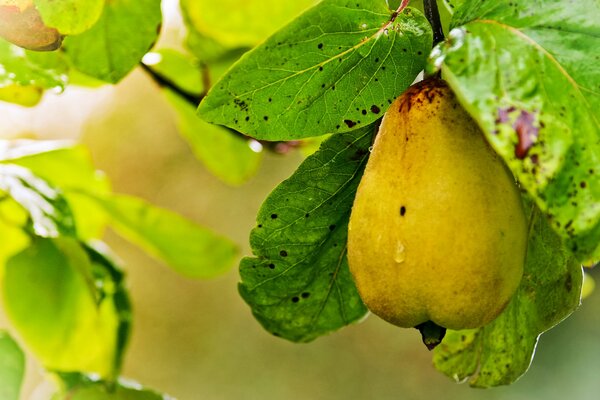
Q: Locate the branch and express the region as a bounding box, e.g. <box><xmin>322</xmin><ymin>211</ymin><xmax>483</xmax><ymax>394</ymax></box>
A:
<box><xmin>423</xmin><ymin>0</ymin><xmax>445</xmax><ymax>46</ymax></box>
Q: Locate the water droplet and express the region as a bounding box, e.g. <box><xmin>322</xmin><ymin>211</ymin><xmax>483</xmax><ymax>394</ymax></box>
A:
<box><xmin>394</xmin><ymin>242</ymin><xmax>405</xmax><ymax>264</ymax></box>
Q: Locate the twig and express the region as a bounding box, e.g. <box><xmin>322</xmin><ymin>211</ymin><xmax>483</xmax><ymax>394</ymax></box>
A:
<box><xmin>423</xmin><ymin>0</ymin><xmax>445</xmax><ymax>46</ymax></box>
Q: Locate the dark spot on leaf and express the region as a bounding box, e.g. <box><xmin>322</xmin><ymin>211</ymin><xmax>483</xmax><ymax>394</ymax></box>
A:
<box><xmin>319</xmin><ymin>66</ymin><xmax>323</xmax><ymax>71</ymax></box>
<box><xmin>580</xmin><ymin>181</ymin><xmax>587</xmax><ymax>188</ymax></box>
<box><xmin>264</xmin><ymin>116</ymin><xmax>269</xmax><ymax>121</ymax></box>
<box><xmin>400</xmin><ymin>206</ymin><xmax>406</xmax><ymax>216</ymax></box>
<box><xmin>344</xmin><ymin>120</ymin><xmax>357</xmax><ymax>128</ymax></box>
<box><xmin>268</xmin><ymin>98</ymin><xmax>272</xmax><ymax>102</ymax></box>
<box><xmin>305</xmin><ymin>213</ymin><xmax>310</xmax><ymax>218</ymax></box>
<box><xmin>280</xmin><ymin>250</ymin><xmax>288</xmax><ymax>257</ymax></box>
<box><xmin>245</xmin><ymin>116</ymin><xmax>250</xmax><ymax>121</ymax></box>
<box><xmin>292</xmin><ymin>296</ymin><xmax>299</xmax><ymax>303</ymax></box>
<box><xmin>302</xmin><ymin>292</ymin><xmax>310</xmax><ymax>298</ymax></box>
<box><xmin>361</xmin><ymin>109</ymin><xmax>367</xmax><ymax>115</ymax></box>
<box><xmin>318</xmin><ymin>43</ymin><xmax>323</xmax><ymax>49</ymax></box>
<box><xmin>271</xmin><ymin>214</ymin><xmax>278</xmax><ymax>219</ymax></box>
<box><xmin>258</xmin><ymin>224</ymin><xmax>263</xmax><ymax>228</ymax></box>
<box><xmin>329</xmin><ymin>225</ymin><xmax>336</xmax><ymax>231</ymax></box>
<box><xmin>530</xmin><ymin>154</ymin><xmax>539</xmax><ymax>165</ymax></box>
<box><xmin>233</xmin><ymin>98</ymin><xmax>248</xmax><ymax>111</ymax></box>
<box><xmin>269</xmin><ymin>263</ymin><xmax>275</xmax><ymax>269</ymax></box>
<box><xmin>371</xmin><ymin>105</ymin><xmax>380</xmax><ymax>114</ymax></box>
<box><xmin>374</xmin><ymin>57</ymin><xmax>379</xmax><ymax>62</ymax></box>
<box><xmin>565</xmin><ymin>273</ymin><xmax>573</xmax><ymax>291</ymax></box>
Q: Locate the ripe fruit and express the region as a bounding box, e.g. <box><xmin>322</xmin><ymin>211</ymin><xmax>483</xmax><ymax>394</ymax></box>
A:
<box><xmin>347</xmin><ymin>78</ymin><xmax>527</xmax><ymax>339</ymax></box>
<box><xmin>0</xmin><ymin>3</ymin><xmax>62</xmax><ymax>51</ymax></box>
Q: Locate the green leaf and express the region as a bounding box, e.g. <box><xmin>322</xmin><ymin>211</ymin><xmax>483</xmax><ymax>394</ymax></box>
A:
<box><xmin>3</xmin><ymin>141</ymin><xmax>111</xmax><ymax>240</ymax></box>
<box><xmin>198</xmin><ymin>1</ymin><xmax>432</xmax><ymax>140</ymax></box>
<box><xmin>164</xmin><ymin>90</ymin><xmax>262</xmax><ymax>185</ymax></box>
<box><xmin>0</xmin><ymin>164</ymin><xmax>76</xmax><ymax>237</ymax></box>
<box><xmin>433</xmin><ymin>204</ymin><xmax>583</xmax><ymax>387</ymax></box>
<box><xmin>53</xmin><ymin>373</ymin><xmax>170</xmax><ymax>400</ymax></box>
<box><xmin>86</xmin><ymin>193</ymin><xmax>238</xmax><ymax>279</ymax></box>
<box><xmin>180</xmin><ymin>0</ymin><xmax>316</xmax><ymax>48</ymax></box>
<box><xmin>427</xmin><ymin>0</ymin><xmax>600</xmax><ymax>261</ymax></box>
<box><xmin>3</xmin><ymin>237</ymin><xmax>123</xmax><ymax>378</ymax></box>
<box><xmin>441</xmin><ymin>0</ymin><xmax>465</xmax><ymax>14</ymax></box>
<box><xmin>0</xmin><ymin>37</ymin><xmax>67</xmax><ymax>90</ymax></box>
<box><xmin>34</xmin><ymin>0</ymin><xmax>105</xmax><ymax>35</ymax></box>
<box><xmin>239</xmin><ymin>124</ymin><xmax>374</xmax><ymax>342</ymax></box>
<box><xmin>63</xmin><ymin>0</ymin><xmax>161</xmax><ymax>83</ymax></box>
<box><xmin>0</xmin><ymin>331</ymin><xmax>25</xmax><ymax>400</ymax></box>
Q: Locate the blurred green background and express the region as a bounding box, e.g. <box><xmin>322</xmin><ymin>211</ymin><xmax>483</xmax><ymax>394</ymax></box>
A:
<box><xmin>0</xmin><ymin>0</ymin><xmax>599</xmax><ymax>398</ymax></box>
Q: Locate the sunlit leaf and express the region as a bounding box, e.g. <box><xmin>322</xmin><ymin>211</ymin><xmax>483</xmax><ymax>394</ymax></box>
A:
<box><xmin>63</xmin><ymin>0</ymin><xmax>161</xmax><ymax>83</ymax></box>
<box><xmin>428</xmin><ymin>0</ymin><xmax>600</xmax><ymax>261</ymax></box>
<box><xmin>142</xmin><ymin>48</ymin><xmax>204</xmax><ymax>96</ymax></box>
<box><xmin>86</xmin><ymin>193</ymin><xmax>238</xmax><ymax>279</ymax></box>
<box><xmin>6</xmin><ymin>142</ymin><xmax>111</xmax><ymax>240</ymax></box>
<box><xmin>198</xmin><ymin>0</ymin><xmax>432</xmax><ymax>140</ymax></box>
<box><xmin>0</xmin><ymin>331</ymin><xmax>25</xmax><ymax>400</ymax></box>
<box><xmin>239</xmin><ymin>124</ymin><xmax>374</xmax><ymax>342</ymax></box>
<box><xmin>0</xmin><ymin>164</ymin><xmax>76</xmax><ymax>237</ymax></box>
<box><xmin>180</xmin><ymin>0</ymin><xmax>316</xmax><ymax>48</ymax></box>
<box><xmin>434</xmin><ymin>204</ymin><xmax>583</xmax><ymax>387</ymax></box>
<box><xmin>0</xmin><ymin>83</ymin><xmax>42</xmax><ymax>106</ymax></box>
<box><xmin>3</xmin><ymin>238</ymin><xmax>122</xmax><ymax>378</ymax></box>
<box><xmin>0</xmin><ymin>37</ymin><xmax>67</xmax><ymax>94</ymax></box>
<box><xmin>34</xmin><ymin>0</ymin><xmax>105</xmax><ymax>35</ymax></box>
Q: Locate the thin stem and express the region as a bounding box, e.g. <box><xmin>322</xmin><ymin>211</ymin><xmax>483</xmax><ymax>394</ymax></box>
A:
<box><xmin>139</xmin><ymin>62</ymin><xmax>203</xmax><ymax>105</ymax></box>
<box><xmin>423</xmin><ymin>0</ymin><xmax>445</xmax><ymax>46</ymax></box>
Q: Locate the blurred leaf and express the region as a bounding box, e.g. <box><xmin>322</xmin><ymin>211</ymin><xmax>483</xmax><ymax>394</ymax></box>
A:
<box><xmin>0</xmin><ymin>139</ymin><xmax>72</xmax><ymax>161</ymax></box>
<box><xmin>34</xmin><ymin>0</ymin><xmax>104</xmax><ymax>35</ymax></box>
<box><xmin>0</xmin><ymin>37</ymin><xmax>67</xmax><ymax>92</ymax></box>
<box><xmin>0</xmin><ymin>200</ymin><xmax>30</xmax><ymax>280</ymax></box>
<box><xmin>53</xmin><ymin>373</ymin><xmax>171</xmax><ymax>400</ymax></box>
<box><xmin>239</xmin><ymin>124</ymin><xmax>374</xmax><ymax>342</ymax></box>
<box><xmin>143</xmin><ymin>48</ymin><xmax>203</xmax><ymax>96</ymax></box>
<box><xmin>180</xmin><ymin>0</ymin><xmax>316</xmax><ymax>48</ymax></box>
<box><xmin>0</xmin><ymin>164</ymin><xmax>76</xmax><ymax>237</ymax></box>
<box><xmin>164</xmin><ymin>90</ymin><xmax>262</xmax><ymax>186</ymax></box>
<box><xmin>441</xmin><ymin>0</ymin><xmax>464</xmax><ymax>14</ymax></box>
<box><xmin>0</xmin><ymin>331</ymin><xmax>25</xmax><ymax>400</ymax></box>
<box><xmin>3</xmin><ymin>237</ymin><xmax>122</xmax><ymax>378</ymax></box>
<box><xmin>198</xmin><ymin>1</ymin><xmax>432</xmax><ymax>140</ymax></box>
<box><xmin>63</xmin><ymin>0</ymin><xmax>161</xmax><ymax>83</ymax></box>
<box><xmin>87</xmin><ymin>193</ymin><xmax>238</xmax><ymax>279</ymax></box>
<box><xmin>0</xmin><ymin>3</ymin><xmax>61</xmax><ymax>51</ymax></box>
<box><xmin>6</xmin><ymin>142</ymin><xmax>111</xmax><ymax>240</ymax></box>
<box><xmin>434</xmin><ymin>205</ymin><xmax>583</xmax><ymax>387</ymax></box>
<box><xmin>0</xmin><ymin>83</ymin><xmax>42</xmax><ymax>106</ymax></box>
<box><xmin>581</xmin><ymin>271</ymin><xmax>595</xmax><ymax>300</ymax></box>
<box><xmin>428</xmin><ymin>0</ymin><xmax>600</xmax><ymax>261</ymax></box>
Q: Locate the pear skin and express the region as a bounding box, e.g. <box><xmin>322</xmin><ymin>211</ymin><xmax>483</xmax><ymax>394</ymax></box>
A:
<box><xmin>347</xmin><ymin>78</ymin><xmax>527</xmax><ymax>330</ymax></box>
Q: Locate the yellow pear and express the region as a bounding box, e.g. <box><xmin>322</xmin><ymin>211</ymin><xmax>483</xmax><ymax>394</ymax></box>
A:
<box><xmin>347</xmin><ymin>78</ymin><xmax>527</xmax><ymax>333</ymax></box>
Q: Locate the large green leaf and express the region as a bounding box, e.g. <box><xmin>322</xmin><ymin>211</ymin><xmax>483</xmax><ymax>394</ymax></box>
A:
<box><xmin>427</xmin><ymin>0</ymin><xmax>600</xmax><ymax>261</ymax></box>
<box><xmin>63</xmin><ymin>0</ymin><xmax>161</xmax><ymax>83</ymax></box>
<box><xmin>433</xmin><ymin>204</ymin><xmax>583</xmax><ymax>387</ymax></box>
<box><xmin>164</xmin><ymin>90</ymin><xmax>262</xmax><ymax>185</ymax></box>
<box><xmin>198</xmin><ymin>0</ymin><xmax>432</xmax><ymax>140</ymax></box>
<box><xmin>239</xmin><ymin>124</ymin><xmax>374</xmax><ymax>342</ymax></box>
<box><xmin>0</xmin><ymin>164</ymin><xmax>76</xmax><ymax>237</ymax></box>
<box><xmin>86</xmin><ymin>193</ymin><xmax>238</xmax><ymax>279</ymax></box>
<box><xmin>34</xmin><ymin>0</ymin><xmax>104</xmax><ymax>35</ymax></box>
<box><xmin>3</xmin><ymin>238</ymin><xmax>123</xmax><ymax>378</ymax></box>
<box><xmin>180</xmin><ymin>0</ymin><xmax>316</xmax><ymax>48</ymax></box>
<box><xmin>0</xmin><ymin>331</ymin><xmax>25</xmax><ymax>400</ymax></box>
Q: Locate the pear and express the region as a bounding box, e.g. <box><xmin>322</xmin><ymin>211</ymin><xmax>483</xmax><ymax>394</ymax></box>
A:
<box><xmin>347</xmin><ymin>78</ymin><xmax>527</xmax><ymax>334</ymax></box>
